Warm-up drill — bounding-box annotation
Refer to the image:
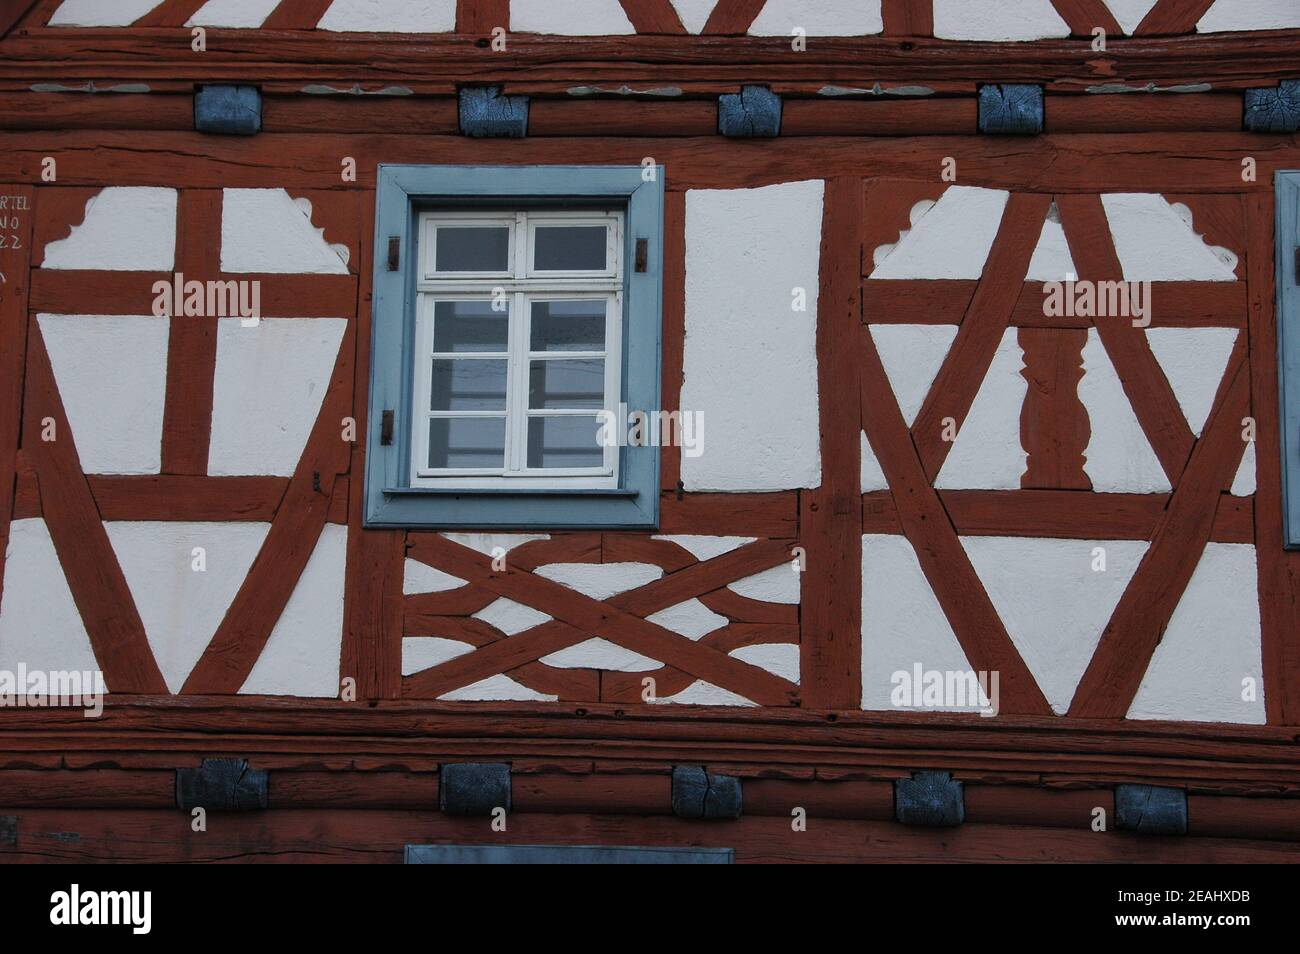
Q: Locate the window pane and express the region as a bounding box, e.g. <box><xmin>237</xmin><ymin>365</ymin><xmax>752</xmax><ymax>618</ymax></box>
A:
<box><xmin>534</xmin><ymin>226</ymin><xmax>608</xmax><ymax>271</ymax></box>
<box><xmin>431</xmin><ymin>359</ymin><xmax>507</xmax><ymax>411</ymax></box>
<box><xmin>428</xmin><ymin>417</ymin><xmax>506</xmax><ymax>469</ymax></box>
<box><xmin>529</xmin><ymin>358</ymin><xmax>605</xmax><ymax>409</ymax></box>
<box><xmin>433</xmin><ymin>300</ymin><xmax>508</xmax><ymax>353</ymax></box>
<box><xmin>530</xmin><ymin>299</ymin><xmax>607</xmax><ymax>352</ymax></box>
<box><xmin>435</xmin><ymin>226</ymin><xmax>510</xmax><ymax>272</ymax></box>
<box><xmin>527</xmin><ymin>416</ymin><xmax>604</xmax><ymax>469</ymax></box>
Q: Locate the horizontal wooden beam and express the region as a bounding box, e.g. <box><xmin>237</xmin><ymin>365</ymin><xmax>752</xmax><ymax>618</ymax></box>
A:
<box><xmin>1</xmin><ymin>767</ymin><xmax>1292</xmax><ymax>841</ymax></box>
<box><xmin>1045</xmin><ymin>93</ymin><xmax>1244</xmax><ymax>133</ymax></box>
<box><xmin>91</xmin><ymin>475</ymin><xmax>288</xmax><ymax>521</ymax></box>
<box><xmin>1</xmin><ymin>29</ymin><xmax>1296</xmax><ymax>92</ymax></box>
<box><xmin>780</xmin><ymin>98</ymin><xmax>976</xmax><ymax>136</ymax></box>
<box><xmin>3</xmin><ymin>130</ymin><xmax>1293</xmax><ymax>195</ymax></box>
<box><xmin>658</xmin><ymin>490</ymin><xmax>797</xmax><ymax>537</ymax></box>
<box><xmin>526</xmin><ymin>98</ymin><xmax>716</xmax><ymax>136</ymax></box>
<box><xmin>862</xmin><ymin>489</ymin><xmax>1253</xmax><ymax>542</ymax></box>
<box><xmin>29</xmin><ymin>270</ymin><xmax>357</xmax><ymax>317</ymax></box>
<box><xmin>864</xmin><ymin>279</ymin><xmax>1247</xmax><ymax>327</ymax></box>
<box><xmin>2</xmin><ymin>697</ymin><xmax>1300</xmax><ymax>792</ymax></box>
<box><xmin>0</xmin><ymin>90</ymin><xmax>1246</xmax><ymax>138</ymax></box>
<box><xmin>4</xmin><ymin>807</ymin><xmax>1296</xmax><ymax>862</ymax></box>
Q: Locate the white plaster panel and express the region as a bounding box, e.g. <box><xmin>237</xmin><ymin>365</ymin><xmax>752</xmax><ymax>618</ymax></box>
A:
<box><xmin>870</xmin><ymin>324</ymin><xmax>958</xmax><ymax>426</ymax></box>
<box><xmin>669</xmin><ymin>0</ymin><xmax>717</xmax><ymax>33</ymax></box>
<box><xmin>220</xmin><ymin>189</ymin><xmax>349</xmax><ymax>274</ymax></box>
<box><xmin>1101</xmin><ymin>193</ymin><xmax>1238</xmax><ymax>281</ymax></box>
<box><xmin>540</xmin><ymin>639</ymin><xmax>661</xmax><ymax>671</ymax></box>
<box><xmin>240</xmin><ymin>524</ymin><xmax>347</xmax><ymax>697</ymax></box>
<box><xmin>1104</xmin><ymin>0</ymin><xmax>1159</xmax><ymax>33</ymax></box>
<box><xmin>934</xmin><ymin>327</ymin><xmax>1028</xmax><ymax>490</ymax></box>
<box><xmin>440</xmin><ymin>675</ymin><xmax>557</xmax><ymax>701</ymax></box>
<box><xmin>1128</xmin><ymin>543</ymin><xmax>1265</xmax><ymax>724</ymax></box>
<box><xmin>933</xmin><ymin>0</ymin><xmax>1069</xmax><ymax>40</ymax></box>
<box><xmin>207</xmin><ymin>317</ymin><xmax>345</xmax><ymax>476</ymax></box>
<box><xmin>39</xmin><ymin>314</ymin><xmax>169</xmax><ymax>475</ymax></box>
<box><xmin>403</xmin><ymin>559</ymin><xmax>467</xmax><ymax>595</ymax></box>
<box><xmin>651</xmin><ymin>534</ymin><xmax>756</xmax><ymax>561</ymax></box>
<box><xmin>42</xmin><ymin>187</ymin><xmax>176</xmax><ymax>271</ymax></box>
<box><xmin>1231</xmin><ymin>440</ymin><xmax>1256</xmax><ymax>497</ymax></box>
<box><xmin>860</xmin><ymin>533</ymin><xmax>979</xmax><ymax>711</ymax></box>
<box><xmin>655</xmin><ymin>681</ymin><xmax>755</xmax><ymax>706</ymax></box>
<box><xmin>0</xmin><ymin>519</ymin><xmax>101</xmax><ymax>680</ymax></box>
<box><xmin>682</xmin><ymin>180</ymin><xmax>823</xmax><ymax>491</ymax></box>
<box><xmin>961</xmin><ymin>536</ymin><xmax>1149</xmax><ymax>714</ymax></box>
<box><xmin>871</xmin><ymin>199</ymin><xmax>934</xmax><ymax>272</ymax></box>
<box><xmin>749</xmin><ymin>0</ymin><xmax>883</xmax><ymax>36</ymax></box>
<box><xmin>533</xmin><ymin>562</ymin><xmax>662</xmax><ymax>599</ymax></box>
<box><xmin>1145</xmin><ymin>327</ymin><xmax>1238</xmax><ymax>436</ymax></box>
<box><xmin>645</xmin><ymin>599</ymin><xmax>727</xmax><ymax>640</ymax></box>
<box><xmin>861</xmin><ymin>430</ymin><xmax>887</xmax><ymax>492</ymax></box>
<box><xmin>727</xmin><ymin>564</ymin><xmax>800</xmax><ymax>604</ymax></box>
<box><xmin>441</xmin><ymin>532</ymin><xmax>548</xmax><ymax>555</ymax></box>
<box><xmin>187</xmin><ymin>0</ymin><xmax>280</xmax><ymax>27</ymax></box>
<box><xmin>473</xmin><ymin>597</ymin><xmax>551</xmax><ymax>636</ymax></box>
<box><xmin>402</xmin><ymin>636</ymin><xmax>473</xmax><ymax>675</ymax></box>
<box><xmin>511</xmin><ymin>0</ymin><xmax>634</xmax><ymax>34</ymax></box>
<box><xmin>871</xmin><ymin>199</ymin><xmax>931</xmax><ymax>271</ymax></box>
<box><xmin>1079</xmin><ymin>328</ymin><xmax>1170</xmax><ymax>493</ymax></box>
<box><xmin>318</xmin><ymin>0</ymin><xmax>456</xmax><ymax>32</ymax></box>
<box><xmin>106</xmin><ymin>521</ymin><xmax>269</xmax><ymax>694</ymax></box>
<box><xmin>730</xmin><ymin>643</ymin><xmax>800</xmax><ymax>683</ymax></box>
<box><xmin>870</xmin><ymin>186</ymin><xmax>1009</xmax><ymax>280</ymax></box>
<box><xmin>1025</xmin><ymin>205</ymin><xmax>1078</xmax><ymax>282</ymax></box>
<box><xmin>1197</xmin><ymin>0</ymin><xmax>1300</xmax><ymax>32</ymax></box>
<box><xmin>49</xmin><ymin>0</ymin><xmax>160</xmax><ymax>27</ymax></box>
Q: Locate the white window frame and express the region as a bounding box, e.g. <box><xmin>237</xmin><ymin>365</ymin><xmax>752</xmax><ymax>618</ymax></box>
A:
<box><xmin>411</xmin><ymin>209</ymin><xmax>624</xmax><ymax>490</ymax></box>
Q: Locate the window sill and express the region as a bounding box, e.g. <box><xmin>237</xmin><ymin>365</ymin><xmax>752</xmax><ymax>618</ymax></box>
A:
<box><xmin>383</xmin><ymin>486</ymin><xmax>640</xmax><ymax>497</ymax></box>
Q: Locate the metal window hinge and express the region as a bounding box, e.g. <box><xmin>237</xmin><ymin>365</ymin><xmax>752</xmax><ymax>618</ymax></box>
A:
<box><xmin>1294</xmin><ymin>247</ymin><xmax>1299</xmax><ymax>285</ymax></box>
<box><xmin>387</xmin><ymin>236</ymin><xmax>400</xmax><ymax>271</ymax></box>
<box><xmin>381</xmin><ymin>409</ymin><xmax>395</xmax><ymax>446</ymax></box>
<box><xmin>635</xmin><ymin>238</ymin><xmax>648</xmax><ymax>273</ymax></box>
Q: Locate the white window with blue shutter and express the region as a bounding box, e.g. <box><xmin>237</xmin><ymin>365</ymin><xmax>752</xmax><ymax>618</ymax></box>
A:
<box><xmin>364</xmin><ymin>165</ymin><xmax>663</xmax><ymax>528</ymax></box>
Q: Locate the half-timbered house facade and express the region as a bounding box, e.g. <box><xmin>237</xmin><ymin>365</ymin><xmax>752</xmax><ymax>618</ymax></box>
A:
<box><xmin>1</xmin><ymin>0</ymin><xmax>1299</xmax><ymax>862</ymax></box>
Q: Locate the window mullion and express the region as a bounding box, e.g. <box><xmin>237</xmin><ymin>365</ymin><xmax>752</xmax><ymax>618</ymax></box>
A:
<box><xmin>605</xmin><ymin>291</ymin><xmax>622</xmax><ymax>477</ymax></box>
<box><xmin>411</xmin><ymin>295</ymin><xmax>432</xmax><ymax>484</ymax></box>
<box><xmin>508</xmin><ymin>290</ymin><xmax>528</xmax><ymax>473</ymax></box>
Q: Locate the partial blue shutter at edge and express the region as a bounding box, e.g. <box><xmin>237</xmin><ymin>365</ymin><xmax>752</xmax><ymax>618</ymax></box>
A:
<box><xmin>1276</xmin><ymin>171</ymin><xmax>1300</xmax><ymax>547</ymax></box>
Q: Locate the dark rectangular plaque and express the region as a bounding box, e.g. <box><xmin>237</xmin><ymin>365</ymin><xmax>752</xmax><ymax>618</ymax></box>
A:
<box><xmin>405</xmin><ymin>844</ymin><xmax>733</xmax><ymax>864</ymax></box>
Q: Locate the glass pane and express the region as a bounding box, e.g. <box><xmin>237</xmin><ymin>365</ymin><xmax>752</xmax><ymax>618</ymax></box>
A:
<box><xmin>430</xmin><ymin>359</ymin><xmax>507</xmax><ymax>411</ymax></box>
<box><xmin>533</xmin><ymin>225</ymin><xmax>608</xmax><ymax>271</ymax></box>
<box><xmin>530</xmin><ymin>299</ymin><xmax>607</xmax><ymax>352</ymax></box>
<box><xmin>433</xmin><ymin>300</ymin><xmax>508</xmax><ymax>353</ymax></box>
<box><xmin>435</xmin><ymin>226</ymin><xmax>510</xmax><ymax>272</ymax></box>
<box><xmin>529</xmin><ymin>358</ymin><xmax>605</xmax><ymax>409</ymax></box>
<box><xmin>428</xmin><ymin>417</ymin><xmax>506</xmax><ymax>469</ymax></box>
<box><xmin>527</xmin><ymin>416</ymin><xmax>604</xmax><ymax>469</ymax></box>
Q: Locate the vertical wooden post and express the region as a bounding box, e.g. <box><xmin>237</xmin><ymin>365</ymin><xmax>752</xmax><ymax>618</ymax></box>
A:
<box><xmin>800</xmin><ymin>177</ymin><xmax>863</xmax><ymax>710</ymax></box>
<box><xmin>1246</xmin><ymin>192</ymin><xmax>1300</xmax><ymax>724</ymax></box>
<box><xmin>1019</xmin><ymin>327</ymin><xmax>1091</xmax><ymax>489</ymax></box>
<box><xmin>660</xmin><ymin>190</ymin><xmax>685</xmax><ymax>492</ymax></box>
<box><xmin>0</xmin><ymin>184</ymin><xmax>34</xmax><ymax>611</ymax></box>
<box><xmin>881</xmin><ymin>0</ymin><xmax>934</xmax><ymax>36</ymax></box>
<box><xmin>342</xmin><ymin>191</ymin><xmax>403</xmax><ymax>701</ymax></box>
<box><xmin>160</xmin><ymin>189</ymin><xmax>221</xmax><ymax>475</ymax></box>
<box><xmin>456</xmin><ymin>0</ymin><xmax>510</xmax><ymax>34</ymax></box>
